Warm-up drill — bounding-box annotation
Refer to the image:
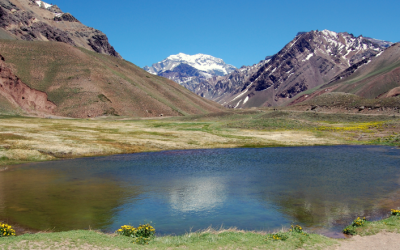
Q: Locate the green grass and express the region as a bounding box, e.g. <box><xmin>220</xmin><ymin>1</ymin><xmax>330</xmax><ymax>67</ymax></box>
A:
<box><xmin>345</xmin><ymin>215</ymin><xmax>400</xmax><ymax>236</ymax></box>
<box><xmin>0</xmin><ymin>229</ymin><xmax>339</xmax><ymax>250</ymax></box>
<box><xmin>2</xmin><ymin>216</ymin><xmax>399</xmax><ymax>249</ymax></box>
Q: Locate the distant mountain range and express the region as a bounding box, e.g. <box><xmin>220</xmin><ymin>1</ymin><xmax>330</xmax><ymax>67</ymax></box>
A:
<box><xmin>1</xmin><ymin>0</ymin><xmax>398</xmax><ymax>117</ymax></box>
<box><xmin>147</xmin><ymin>30</ymin><xmax>393</xmax><ymax>108</ymax></box>
<box><xmin>143</xmin><ymin>53</ymin><xmax>236</xmax><ymax>92</ymax></box>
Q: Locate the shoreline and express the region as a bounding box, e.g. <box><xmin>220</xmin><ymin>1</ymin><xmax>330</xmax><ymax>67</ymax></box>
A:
<box><xmin>2</xmin><ymin>143</ymin><xmax>398</xmax><ymax>169</ymax></box>
<box><xmin>1</xmin><ymin>203</ymin><xmax>395</xmax><ymax>238</ymax></box>
<box><xmin>0</xmin><ymin>215</ymin><xmax>399</xmax><ymax>249</ymax></box>
<box><xmin>1</xmin><ymin>112</ymin><xmax>399</xmax><ymax>167</ymax></box>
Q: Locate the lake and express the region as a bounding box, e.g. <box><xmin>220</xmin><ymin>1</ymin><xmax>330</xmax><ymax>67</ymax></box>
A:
<box><xmin>0</xmin><ymin>145</ymin><xmax>399</xmax><ymax>236</ymax></box>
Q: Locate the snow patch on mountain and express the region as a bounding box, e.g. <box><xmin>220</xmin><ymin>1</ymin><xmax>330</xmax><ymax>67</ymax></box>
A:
<box><xmin>35</xmin><ymin>1</ymin><xmax>52</xmax><ymax>9</ymax></box>
<box><xmin>194</xmin><ymin>29</ymin><xmax>392</xmax><ymax>109</ymax></box>
<box><xmin>144</xmin><ymin>53</ymin><xmax>236</xmax><ymax>78</ymax></box>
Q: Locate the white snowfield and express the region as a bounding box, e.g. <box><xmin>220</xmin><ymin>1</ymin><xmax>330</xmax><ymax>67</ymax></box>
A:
<box><xmin>146</xmin><ymin>53</ymin><xmax>236</xmax><ymax>77</ymax></box>
<box><xmin>302</xmin><ymin>53</ymin><xmax>313</xmax><ymax>62</ymax></box>
<box><xmin>35</xmin><ymin>1</ymin><xmax>52</xmax><ymax>9</ymax></box>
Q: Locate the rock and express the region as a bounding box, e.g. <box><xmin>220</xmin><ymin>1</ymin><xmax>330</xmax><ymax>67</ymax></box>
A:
<box><xmin>87</xmin><ymin>33</ymin><xmax>120</xmax><ymax>58</ymax></box>
<box><xmin>47</xmin><ymin>5</ymin><xmax>62</xmax><ymax>13</ymax></box>
<box><xmin>358</xmin><ymin>106</ymin><xmax>365</xmax><ymax>111</ymax></box>
<box><xmin>54</xmin><ymin>13</ymin><xmax>80</xmax><ymax>23</ymax></box>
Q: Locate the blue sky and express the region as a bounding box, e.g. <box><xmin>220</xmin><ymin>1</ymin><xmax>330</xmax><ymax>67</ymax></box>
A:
<box><xmin>55</xmin><ymin>0</ymin><xmax>400</xmax><ymax>68</ymax></box>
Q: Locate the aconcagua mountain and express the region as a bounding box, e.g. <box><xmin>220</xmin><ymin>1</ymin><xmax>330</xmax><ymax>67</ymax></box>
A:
<box><xmin>144</xmin><ymin>53</ymin><xmax>236</xmax><ymax>92</ymax></box>
<box><xmin>195</xmin><ymin>30</ymin><xmax>392</xmax><ymax>108</ymax></box>
<box><xmin>0</xmin><ymin>0</ymin><xmax>120</xmax><ymax>57</ymax></box>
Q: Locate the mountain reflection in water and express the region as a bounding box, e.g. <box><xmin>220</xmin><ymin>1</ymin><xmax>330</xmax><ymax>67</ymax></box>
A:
<box><xmin>0</xmin><ymin>146</ymin><xmax>399</xmax><ymax>235</ymax></box>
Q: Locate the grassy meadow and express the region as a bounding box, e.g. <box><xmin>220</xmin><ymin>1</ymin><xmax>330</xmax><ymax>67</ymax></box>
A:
<box><xmin>0</xmin><ymin>109</ymin><xmax>399</xmax><ymax>166</ymax></box>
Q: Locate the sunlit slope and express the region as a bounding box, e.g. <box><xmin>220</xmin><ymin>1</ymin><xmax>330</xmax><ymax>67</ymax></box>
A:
<box><xmin>0</xmin><ymin>40</ymin><xmax>224</xmax><ymax>117</ymax></box>
<box><xmin>325</xmin><ymin>43</ymin><xmax>400</xmax><ymax>98</ymax></box>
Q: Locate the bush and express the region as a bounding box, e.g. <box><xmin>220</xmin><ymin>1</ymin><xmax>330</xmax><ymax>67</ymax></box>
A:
<box><xmin>116</xmin><ymin>223</ymin><xmax>155</xmax><ymax>244</ymax></box>
<box><xmin>266</xmin><ymin>224</ymin><xmax>308</xmax><ymax>241</ymax></box>
<box><xmin>0</xmin><ymin>223</ymin><xmax>16</xmax><ymax>237</ymax></box>
<box><xmin>343</xmin><ymin>217</ymin><xmax>366</xmax><ymax>235</ymax></box>
<box><xmin>266</xmin><ymin>232</ymin><xmax>289</xmax><ymax>241</ymax></box>
<box><xmin>391</xmin><ymin>209</ymin><xmax>400</xmax><ymax>216</ymax></box>
<box><xmin>289</xmin><ymin>225</ymin><xmax>304</xmax><ymax>233</ymax></box>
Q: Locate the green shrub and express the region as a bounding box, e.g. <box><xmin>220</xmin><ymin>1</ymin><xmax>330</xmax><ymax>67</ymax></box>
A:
<box><xmin>265</xmin><ymin>232</ymin><xmax>288</xmax><ymax>241</ymax></box>
<box><xmin>0</xmin><ymin>223</ymin><xmax>16</xmax><ymax>237</ymax></box>
<box><xmin>266</xmin><ymin>224</ymin><xmax>308</xmax><ymax>241</ymax></box>
<box><xmin>391</xmin><ymin>209</ymin><xmax>400</xmax><ymax>216</ymax></box>
<box><xmin>343</xmin><ymin>217</ymin><xmax>366</xmax><ymax>235</ymax></box>
<box><xmin>116</xmin><ymin>223</ymin><xmax>155</xmax><ymax>244</ymax></box>
<box><xmin>289</xmin><ymin>224</ymin><xmax>304</xmax><ymax>233</ymax></box>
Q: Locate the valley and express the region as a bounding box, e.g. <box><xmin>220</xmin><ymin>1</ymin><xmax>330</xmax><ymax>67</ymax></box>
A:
<box><xmin>0</xmin><ymin>108</ymin><xmax>399</xmax><ymax>166</ymax></box>
<box><xmin>0</xmin><ymin>0</ymin><xmax>400</xmax><ymax>249</ymax></box>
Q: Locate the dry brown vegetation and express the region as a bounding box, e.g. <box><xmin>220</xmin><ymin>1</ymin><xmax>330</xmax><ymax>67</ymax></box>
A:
<box><xmin>0</xmin><ymin>109</ymin><xmax>399</xmax><ymax>166</ymax></box>
<box><xmin>0</xmin><ymin>40</ymin><xmax>223</xmax><ymax>118</ymax></box>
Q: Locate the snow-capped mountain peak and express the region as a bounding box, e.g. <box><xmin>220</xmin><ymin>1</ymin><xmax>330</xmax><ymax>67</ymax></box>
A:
<box><xmin>144</xmin><ymin>53</ymin><xmax>237</xmax><ymax>93</ymax></box>
<box><xmin>321</xmin><ymin>29</ymin><xmax>338</xmax><ymax>38</ymax></box>
<box><xmin>145</xmin><ymin>53</ymin><xmax>236</xmax><ymax>77</ymax></box>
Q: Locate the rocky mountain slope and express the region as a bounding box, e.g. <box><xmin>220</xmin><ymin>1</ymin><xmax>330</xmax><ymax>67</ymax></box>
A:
<box><xmin>195</xmin><ymin>30</ymin><xmax>391</xmax><ymax>108</ymax></box>
<box><xmin>0</xmin><ymin>0</ymin><xmax>120</xmax><ymax>57</ymax></box>
<box><xmin>0</xmin><ymin>40</ymin><xmax>224</xmax><ymax>118</ymax></box>
<box><xmin>291</xmin><ymin>42</ymin><xmax>400</xmax><ymax>106</ymax></box>
<box><xmin>144</xmin><ymin>53</ymin><xmax>236</xmax><ymax>92</ymax></box>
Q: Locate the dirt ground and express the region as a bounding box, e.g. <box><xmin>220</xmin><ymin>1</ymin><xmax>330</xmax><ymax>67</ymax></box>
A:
<box><xmin>335</xmin><ymin>232</ymin><xmax>400</xmax><ymax>250</ymax></box>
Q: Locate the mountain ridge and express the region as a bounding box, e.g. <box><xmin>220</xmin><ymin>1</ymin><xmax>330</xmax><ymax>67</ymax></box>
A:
<box><xmin>293</xmin><ymin>42</ymin><xmax>400</xmax><ymax>103</ymax></box>
<box><xmin>0</xmin><ymin>0</ymin><xmax>120</xmax><ymax>58</ymax></box>
<box><xmin>194</xmin><ymin>30</ymin><xmax>392</xmax><ymax>108</ymax></box>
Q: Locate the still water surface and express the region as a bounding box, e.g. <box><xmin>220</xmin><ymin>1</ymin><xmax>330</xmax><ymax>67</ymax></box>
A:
<box><xmin>1</xmin><ymin>146</ymin><xmax>400</xmax><ymax>235</ymax></box>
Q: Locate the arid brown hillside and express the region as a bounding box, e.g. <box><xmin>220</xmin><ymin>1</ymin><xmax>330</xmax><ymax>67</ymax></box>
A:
<box><xmin>327</xmin><ymin>43</ymin><xmax>400</xmax><ymax>98</ymax></box>
<box><xmin>0</xmin><ymin>40</ymin><xmax>224</xmax><ymax>118</ymax></box>
<box><xmin>0</xmin><ymin>0</ymin><xmax>120</xmax><ymax>57</ymax></box>
<box><xmin>0</xmin><ymin>54</ymin><xmax>56</xmax><ymax>116</ymax></box>
<box><xmin>291</xmin><ymin>43</ymin><xmax>400</xmax><ymax>106</ymax></box>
